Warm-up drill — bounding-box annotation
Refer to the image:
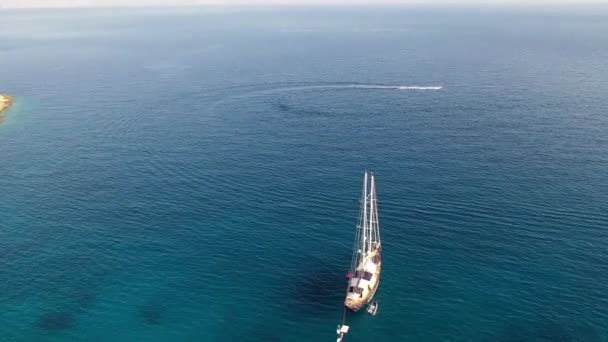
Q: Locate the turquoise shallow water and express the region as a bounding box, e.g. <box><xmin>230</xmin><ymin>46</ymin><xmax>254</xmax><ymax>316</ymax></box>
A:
<box><xmin>1</xmin><ymin>6</ymin><xmax>608</xmax><ymax>341</ymax></box>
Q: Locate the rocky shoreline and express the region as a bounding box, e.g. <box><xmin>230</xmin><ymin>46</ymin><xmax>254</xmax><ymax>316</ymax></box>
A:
<box><xmin>0</xmin><ymin>94</ymin><xmax>14</xmax><ymax>123</ymax></box>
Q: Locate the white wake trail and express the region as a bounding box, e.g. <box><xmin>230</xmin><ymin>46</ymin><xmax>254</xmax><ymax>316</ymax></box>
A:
<box><xmin>339</xmin><ymin>84</ymin><xmax>443</xmax><ymax>90</ymax></box>
<box><xmin>396</xmin><ymin>86</ymin><xmax>443</xmax><ymax>90</ymax></box>
<box><xmin>208</xmin><ymin>83</ymin><xmax>444</xmax><ymax>113</ymax></box>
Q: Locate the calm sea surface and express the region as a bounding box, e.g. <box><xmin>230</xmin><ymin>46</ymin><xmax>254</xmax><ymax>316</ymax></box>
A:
<box><xmin>1</xmin><ymin>6</ymin><xmax>608</xmax><ymax>341</ymax></box>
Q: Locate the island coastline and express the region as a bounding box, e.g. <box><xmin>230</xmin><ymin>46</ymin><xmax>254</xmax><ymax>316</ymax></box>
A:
<box><xmin>0</xmin><ymin>94</ymin><xmax>14</xmax><ymax>124</ymax></box>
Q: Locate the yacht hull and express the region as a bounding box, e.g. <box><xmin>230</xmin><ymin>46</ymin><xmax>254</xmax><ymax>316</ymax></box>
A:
<box><xmin>344</xmin><ymin>247</ymin><xmax>382</xmax><ymax>311</ymax></box>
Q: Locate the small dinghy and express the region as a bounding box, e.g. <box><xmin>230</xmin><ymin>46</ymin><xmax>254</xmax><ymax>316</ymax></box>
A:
<box><xmin>336</xmin><ymin>324</ymin><xmax>350</xmax><ymax>342</ymax></box>
<box><xmin>366</xmin><ymin>301</ymin><xmax>378</xmax><ymax>316</ymax></box>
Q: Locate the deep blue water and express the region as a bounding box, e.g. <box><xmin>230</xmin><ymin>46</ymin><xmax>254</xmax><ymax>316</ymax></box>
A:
<box><xmin>1</xmin><ymin>6</ymin><xmax>608</xmax><ymax>341</ymax></box>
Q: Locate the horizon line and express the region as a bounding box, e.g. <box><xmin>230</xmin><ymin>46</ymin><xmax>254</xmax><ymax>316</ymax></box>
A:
<box><xmin>2</xmin><ymin>1</ymin><xmax>608</xmax><ymax>10</ymax></box>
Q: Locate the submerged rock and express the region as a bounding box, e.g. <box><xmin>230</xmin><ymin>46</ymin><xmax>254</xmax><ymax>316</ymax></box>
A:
<box><xmin>38</xmin><ymin>311</ymin><xmax>72</xmax><ymax>331</ymax></box>
<box><xmin>139</xmin><ymin>303</ymin><xmax>164</xmax><ymax>325</ymax></box>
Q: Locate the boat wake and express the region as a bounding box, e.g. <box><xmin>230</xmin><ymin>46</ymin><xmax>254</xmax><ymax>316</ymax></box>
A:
<box><xmin>268</xmin><ymin>84</ymin><xmax>443</xmax><ymax>92</ymax></box>
<box><xmin>342</xmin><ymin>84</ymin><xmax>443</xmax><ymax>90</ymax></box>
<box><xmin>206</xmin><ymin>82</ymin><xmax>443</xmax><ymax>116</ymax></box>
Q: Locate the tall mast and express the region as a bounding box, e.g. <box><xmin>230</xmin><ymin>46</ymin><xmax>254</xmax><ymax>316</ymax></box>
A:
<box><xmin>370</xmin><ymin>174</ymin><xmax>380</xmax><ymax>246</ymax></box>
<box><xmin>362</xmin><ymin>171</ymin><xmax>368</xmax><ymax>255</ymax></box>
<box><xmin>367</xmin><ymin>173</ymin><xmax>375</xmax><ymax>251</ymax></box>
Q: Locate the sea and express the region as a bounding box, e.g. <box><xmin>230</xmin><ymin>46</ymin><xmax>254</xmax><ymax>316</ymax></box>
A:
<box><xmin>1</xmin><ymin>5</ymin><xmax>608</xmax><ymax>341</ymax></box>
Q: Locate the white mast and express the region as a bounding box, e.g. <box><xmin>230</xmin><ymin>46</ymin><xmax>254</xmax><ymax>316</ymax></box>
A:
<box><xmin>368</xmin><ymin>174</ymin><xmax>374</xmax><ymax>253</ymax></box>
<box><xmin>371</xmin><ymin>174</ymin><xmax>380</xmax><ymax>247</ymax></box>
<box><xmin>362</xmin><ymin>171</ymin><xmax>368</xmax><ymax>255</ymax></box>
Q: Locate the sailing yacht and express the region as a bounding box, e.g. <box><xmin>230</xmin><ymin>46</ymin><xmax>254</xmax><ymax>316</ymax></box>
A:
<box><xmin>344</xmin><ymin>171</ymin><xmax>382</xmax><ymax>312</ymax></box>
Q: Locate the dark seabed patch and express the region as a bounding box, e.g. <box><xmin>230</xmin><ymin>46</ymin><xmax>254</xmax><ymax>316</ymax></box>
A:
<box><xmin>138</xmin><ymin>302</ymin><xmax>165</xmax><ymax>325</ymax></box>
<box><xmin>0</xmin><ymin>241</ymin><xmax>38</xmax><ymax>261</ymax></box>
<box><xmin>38</xmin><ymin>311</ymin><xmax>73</xmax><ymax>331</ymax></box>
<box><xmin>287</xmin><ymin>261</ymin><xmax>345</xmax><ymax>315</ymax></box>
